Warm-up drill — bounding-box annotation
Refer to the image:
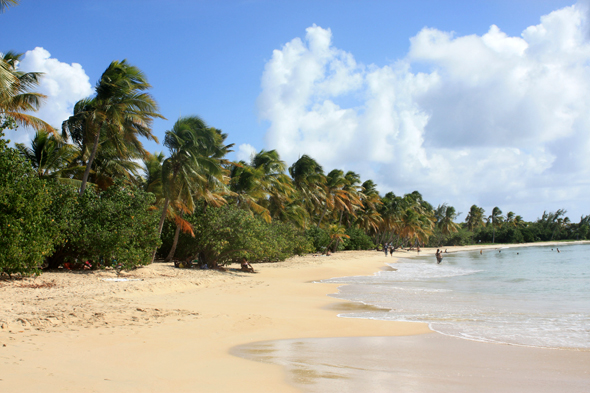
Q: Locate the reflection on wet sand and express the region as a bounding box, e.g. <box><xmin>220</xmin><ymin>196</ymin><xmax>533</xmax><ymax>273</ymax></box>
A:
<box><xmin>232</xmin><ymin>333</ymin><xmax>590</xmax><ymax>393</ymax></box>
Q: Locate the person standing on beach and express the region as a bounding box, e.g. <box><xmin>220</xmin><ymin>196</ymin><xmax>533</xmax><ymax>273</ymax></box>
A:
<box><xmin>384</xmin><ymin>243</ymin><xmax>389</xmax><ymax>256</ymax></box>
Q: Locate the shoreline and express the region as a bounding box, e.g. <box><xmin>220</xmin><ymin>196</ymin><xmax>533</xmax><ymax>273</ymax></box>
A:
<box><xmin>1</xmin><ymin>241</ymin><xmax>589</xmax><ymax>392</ymax></box>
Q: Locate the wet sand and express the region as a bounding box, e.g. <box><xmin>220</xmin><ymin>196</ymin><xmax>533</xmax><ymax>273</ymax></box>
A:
<box><xmin>234</xmin><ymin>333</ymin><xmax>590</xmax><ymax>393</ymax></box>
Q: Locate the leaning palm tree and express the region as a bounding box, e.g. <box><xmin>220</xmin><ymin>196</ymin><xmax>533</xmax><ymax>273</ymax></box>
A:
<box><xmin>355</xmin><ymin>179</ymin><xmax>382</xmax><ymax>234</ymax></box>
<box><xmin>157</xmin><ymin>116</ymin><xmax>227</xmax><ymax>235</ymax></box>
<box><xmin>318</xmin><ymin>169</ymin><xmax>350</xmax><ymax>228</ymax></box>
<box><xmin>0</xmin><ymin>51</ymin><xmax>54</xmax><ymax>133</ymax></box>
<box><xmin>436</xmin><ymin>204</ymin><xmax>460</xmax><ymax>236</ymax></box>
<box><xmin>152</xmin><ymin>116</ymin><xmax>231</xmax><ymax>262</ymax></box>
<box><xmin>251</xmin><ymin>149</ymin><xmax>296</xmax><ymax>222</ymax></box>
<box><xmin>289</xmin><ymin>155</ymin><xmax>326</xmax><ymax>226</ymax></box>
<box><xmin>62</xmin><ymin>60</ymin><xmax>163</xmax><ymax>195</ymax></box>
<box><xmin>229</xmin><ymin>161</ymin><xmax>272</xmax><ymax>222</ymax></box>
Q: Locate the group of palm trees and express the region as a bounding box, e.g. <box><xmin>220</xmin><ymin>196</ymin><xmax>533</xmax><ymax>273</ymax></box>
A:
<box><xmin>3</xmin><ymin>50</ymin><xmax>540</xmax><ymax>259</ymax></box>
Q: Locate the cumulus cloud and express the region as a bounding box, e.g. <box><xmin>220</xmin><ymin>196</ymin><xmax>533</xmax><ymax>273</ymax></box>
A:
<box><xmin>5</xmin><ymin>47</ymin><xmax>93</xmax><ymax>144</ymax></box>
<box><xmin>257</xmin><ymin>5</ymin><xmax>590</xmax><ymax>220</ymax></box>
<box><xmin>236</xmin><ymin>143</ymin><xmax>257</xmax><ymax>162</ymax></box>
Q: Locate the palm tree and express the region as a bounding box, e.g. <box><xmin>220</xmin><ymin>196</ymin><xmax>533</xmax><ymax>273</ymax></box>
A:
<box><xmin>288</xmin><ymin>155</ymin><xmax>326</xmax><ymax>227</ymax></box>
<box><xmin>142</xmin><ymin>151</ymin><xmax>165</xmax><ymax>198</ymax></box>
<box><xmin>252</xmin><ymin>149</ymin><xmax>296</xmax><ymax>221</ymax></box>
<box><xmin>0</xmin><ymin>0</ymin><xmax>19</xmax><ymax>13</ymax></box>
<box><xmin>318</xmin><ymin>169</ymin><xmax>352</xmax><ymax>228</ymax></box>
<box><xmin>1</xmin><ymin>51</ymin><xmax>54</xmax><ymax>133</ymax></box>
<box><xmin>340</xmin><ymin>171</ymin><xmax>363</xmax><ymax>227</ymax></box>
<box><xmin>436</xmin><ymin>204</ymin><xmax>460</xmax><ymax>236</ymax></box>
<box><xmin>229</xmin><ymin>160</ymin><xmax>272</xmax><ymax>222</ymax></box>
<box><xmin>62</xmin><ymin>60</ymin><xmax>163</xmax><ymax>195</ymax></box>
<box><xmin>465</xmin><ymin>205</ymin><xmax>486</xmax><ymax>231</ymax></box>
<box><xmin>326</xmin><ymin>224</ymin><xmax>350</xmax><ymax>252</ymax></box>
<box><xmin>488</xmin><ymin>207</ymin><xmax>503</xmax><ymax>243</ymax></box>
<box><xmin>153</xmin><ymin>116</ymin><xmax>230</xmax><ymax>262</ymax></box>
<box><xmin>355</xmin><ymin>180</ymin><xmax>382</xmax><ymax>233</ymax></box>
<box><xmin>15</xmin><ymin>129</ymin><xmax>77</xmax><ymax>179</ymax></box>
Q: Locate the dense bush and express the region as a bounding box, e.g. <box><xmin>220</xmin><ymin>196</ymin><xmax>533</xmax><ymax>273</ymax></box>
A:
<box><xmin>343</xmin><ymin>227</ymin><xmax>375</xmax><ymax>250</ymax></box>
<box><xmin>159</xmin><ymin>204</ymin><xmax>312</xmax><ymax>267</ymax></box>
<box><xmin>0</xmin><ymin>133</ymin><xmax>60</xmax><ymax>276</ymax></box>
<box><xmin>47</xmin><ymin>179</ymin><xmax>161</xmax><ymax>270</ymax></box>
<box><xmin>305</xmin><ymin>226</ymin><xmax>330</xmax><ymax>252</ymax></box>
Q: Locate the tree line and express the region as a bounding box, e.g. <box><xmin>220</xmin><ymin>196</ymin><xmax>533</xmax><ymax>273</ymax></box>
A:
<box><xmin>2</xmin><ymin>53</ymin><xmax>589</xmax><ymax>276</ymax></box>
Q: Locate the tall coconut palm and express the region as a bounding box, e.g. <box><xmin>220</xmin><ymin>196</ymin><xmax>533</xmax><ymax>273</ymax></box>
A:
<box><xmin>318</xmin><ymin>169</ymin><xmax>351</xmax><ymax>228</ymax></box>
<box><xmin>465</xmin><ymin>205</ymin><xmax>486</xmax><ymax>231</ymax></box>
<box><xmin>488</xmin><ymin>207</ymin><xmax>503</xmax><ymax>243</ymax></box>
<box><xmin>252</xmin><ymin>149</ymin><xmax>296</xmax><ymax>220</ymax></box>
<box><xmin>288</xmin><ymin>155</ymin><xmax>326</xmax><ymax>226</ymax></box>
<box><xmin>62</xmin><ymin>60</ymin><xmax>163</xmax><ymax>195</ymax></box>
<box><xmin>339</xmin><ymin>171</ymin><xmax>363</xmax><ymax>226</ymax></box>
<box><xmin>0</xmin><ymin>51</ymin><xmax>54</xmax><ymax>133</ymax></box>
<box><xmin>153</xmin><ymin>116</ymin><xmax>230</xmax><ymax>262</ymax></box>
<box><xmin>355</xmin><ymin>179</ymin><xmax>382</xmax><ymax>233</ymax></box>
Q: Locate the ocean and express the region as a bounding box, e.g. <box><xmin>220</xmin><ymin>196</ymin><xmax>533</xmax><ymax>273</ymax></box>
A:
<box><xmin>323</xmin><ymin>243</ymin><xmax>590</xmax><ymax>350</ymax></box>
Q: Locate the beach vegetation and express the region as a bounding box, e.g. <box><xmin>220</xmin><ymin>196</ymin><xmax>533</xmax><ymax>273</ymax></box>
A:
<box><xmin>0</xmin><ymin>132</ymin><xmax>60</xmax><ymax>276</ymax></box>
<box><xmin>61</xmin><ymin>60</ymin><xmax>163</xmax><ymax>196</ymax></box>
<box><xmin>1</xmin><ymin>51</ymin><xmax>54</xmax><ymax>133</ymax></box>
<box><xmin>157</xmin><ymin>203</ymin><xmax>311</xmax><ymax>268</ymax></box>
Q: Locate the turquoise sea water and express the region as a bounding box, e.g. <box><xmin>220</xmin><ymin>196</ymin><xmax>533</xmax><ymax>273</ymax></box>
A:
<box><xmin>324</xmin><ymin>244</ymin><xmax>590</xmax><ymax>349</ymax></box>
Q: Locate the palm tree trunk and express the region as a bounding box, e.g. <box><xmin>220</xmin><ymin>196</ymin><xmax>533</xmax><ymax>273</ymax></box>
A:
<box><xmin>165</xmin><ymin>224</ymin><xmax>181</xmax><ymax>262</ymax></box>
<box><xmin>150</xmin><ymin>196</ymin><xmax>171</xmax><ymax>263</ymax></box>
<box><xmin>79</xmin><ymin>130</ymin><xmax>101</xmax><ymax>195</ymax></box>
<box><xmin>157</xmin><ymin>197</ymin><xmax>171</xmax><ymax>235</ymax></box>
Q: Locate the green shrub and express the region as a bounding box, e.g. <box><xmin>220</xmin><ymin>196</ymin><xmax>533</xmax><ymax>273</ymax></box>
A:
<box><xmin>343</xmin><ymin>227</ymin><xmax>375</xmax><ymax>250</ymax></box>
<box><xmin>305</xmin><ymin>226</ymin><xmax>330</xmax><ymax>252</ymax></box>
<box><xmin>0</xmin><ymin>133</ymin><xmax>59</xmax><ymax>276</ymax></box>
<box><xmin>159</xmin><ymin>204</ymin><xmax>312</xmax><ymax>267</ymax></box>
<box><xmin>47</xmin><ymin>179</ymin><xmax>161</xmax><ymax>270</ymax></box>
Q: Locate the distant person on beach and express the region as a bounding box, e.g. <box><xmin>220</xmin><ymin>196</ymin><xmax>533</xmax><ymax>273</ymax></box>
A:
<box><xmin>435</xmin><ymin>249</ymin><xmax>443</xmax><ymax>264</ymax></box>
<box><xmin>383</xmin><ymin>243</ymin><xmax>389</xmax><ymax>256</ymax></box>
<box><xmin>389</xmin><ymin>245</ymin><xmax>394</xmax><ymax>256</ymax></box>
<box><xmin>557</xmin><ymin>248</ymin><xmax>560</xmax><ymax>253</ymax></box>
<box><xmin>240</xmin><ymin>258</ymin><xmax>255</xmax><ymax>273</ymax></box>
<box><xmin>480</xmin><ymin>250</ymin><xmax>483</xmax><ymax>255</ymax></box>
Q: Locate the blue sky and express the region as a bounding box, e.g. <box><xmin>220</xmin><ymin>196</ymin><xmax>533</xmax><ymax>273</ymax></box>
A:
<box><xmin>2</xmin><ymin>0</ymin><xmax>588</xmax><ymax>222</ymax></box>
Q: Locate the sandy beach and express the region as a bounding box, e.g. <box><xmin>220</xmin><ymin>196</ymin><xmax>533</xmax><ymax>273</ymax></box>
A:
<box><xmin>1</xmin><ymin>242</ymin><xmax>589</xmax><ymax>392</ymax></box>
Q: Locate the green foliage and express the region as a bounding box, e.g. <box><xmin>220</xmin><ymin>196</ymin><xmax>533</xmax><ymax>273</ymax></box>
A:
<box><xmin>428</xmin><ymin>227</ymin><xmax>473</xmax><ymax>247</ymax></box>
<box><xmin>47</xmin><ymin>179</ymin><xmax>161</xmax><ymax>270</ymax></box>
<box><xmin>0</xmin><ymin>132</ymin><xmax>58</xmax><ymax>275</ymax></box>
<box><xmin>305</xmin><ymin>226</ymin><xmax>330</xmax><ymax>252</ymax></box>
<box><xmin>159</xmin><ymin>204</ymin><xmax>311</xmax><ymax>266</ymax></box>
<box><xmin>342</xmin><ymin>227</ymin><xmax>375</xmax><ymax>250</ymax></box>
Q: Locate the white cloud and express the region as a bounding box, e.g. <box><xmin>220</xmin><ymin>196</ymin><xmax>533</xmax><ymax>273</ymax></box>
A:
<box><xmin>5</xmin><ymin>47</ymin><xmax>93</xmax><ymax>144</ymax></box>
<box><xmin>236</xmin><ymin>143</ymin><xmax>257</xmax><ymax>162</ymax></box>
<box><xmin>258</xmin><ymin>4</ymin><xmax>590</xmax><ymax>220</ymax></box>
